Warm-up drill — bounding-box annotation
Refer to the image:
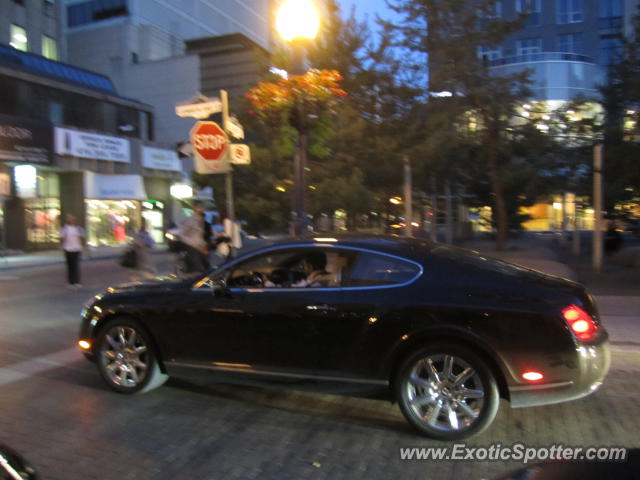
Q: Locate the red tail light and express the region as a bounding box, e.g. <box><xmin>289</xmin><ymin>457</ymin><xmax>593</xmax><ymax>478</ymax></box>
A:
<box><xmin>562</xmin><ymin>305</ymin><xmax>597</xmax><ymax>342</ymax></box>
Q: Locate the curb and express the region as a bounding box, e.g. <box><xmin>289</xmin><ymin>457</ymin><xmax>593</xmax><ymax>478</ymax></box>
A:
<box><xmin>0</xmin><ymin>248</ymin><xmax>171</xmax><ymax>272</ymax></box>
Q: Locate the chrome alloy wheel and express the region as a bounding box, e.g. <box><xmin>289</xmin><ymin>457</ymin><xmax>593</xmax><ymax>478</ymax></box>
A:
<box><xmin>405</xmin><ymin>354</ymin><xmax>485</xmax><ymax>432</ymax></box>
<box><xmin>99</xmin><ymin>326</ymin><xmax>149</xmax><ymax>388</ymax></box>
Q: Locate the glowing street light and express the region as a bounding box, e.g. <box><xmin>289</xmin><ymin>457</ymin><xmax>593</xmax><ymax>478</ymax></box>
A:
<box><xmin>276</xmin><ymin>0</ymin><xmax>320</xmax><ymax>235</ymax></box>
<box><xmin>276</xmin><ymin>0</ymin><xmax>320</xmax><ymax>42</ymax></box>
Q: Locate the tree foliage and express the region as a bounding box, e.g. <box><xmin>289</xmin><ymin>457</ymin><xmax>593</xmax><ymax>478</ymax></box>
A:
<box><xmin>385</xmin><ymin>0</ymin><xmax>532</xmax><ymax>249</ymax></box>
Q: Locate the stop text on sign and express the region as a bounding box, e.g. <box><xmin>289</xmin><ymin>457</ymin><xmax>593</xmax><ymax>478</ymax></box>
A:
<box><xmin>193</xmin><ymin>133</ymin><xmax>227</xmax><ymax>151</ymax></box>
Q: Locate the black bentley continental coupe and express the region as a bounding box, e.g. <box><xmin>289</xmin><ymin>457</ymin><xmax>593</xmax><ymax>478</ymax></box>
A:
<box><xmin>78</xmin><ymin>236</ymin><xmax>610</xmax><ymax>440</ymax></box>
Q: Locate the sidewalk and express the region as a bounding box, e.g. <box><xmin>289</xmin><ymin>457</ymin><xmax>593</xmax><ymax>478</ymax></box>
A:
<box><xmin>0</xmin><ymin>245</ymin><xmax>143</xmax><ymax>271</ymax></box>
<box><xmin>0</xmin><ymin>236</ymin><xmax>275</xmax><ymax>271</ymax></box>
<box><xmin>463</xmin><ymin>235</ymin><xmax>640</xmax><ymax>350</ymax></box>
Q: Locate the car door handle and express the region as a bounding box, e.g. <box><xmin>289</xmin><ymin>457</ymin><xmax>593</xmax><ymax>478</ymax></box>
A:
<box><xmin>306</xmin><ymin>304</ymin><xmax>336</xmax><ymax>312</ymax></box>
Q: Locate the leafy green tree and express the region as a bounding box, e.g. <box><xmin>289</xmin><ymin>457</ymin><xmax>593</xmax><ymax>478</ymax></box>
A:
<box><xmin>600</xmin><ymin>9</ymin><xmax>640</xmax><ymax>213</ymax></box>
<box><xmin>385</xmin><ymin>0</ymin><xmax>534</xmax><ymax>249</ymax></box>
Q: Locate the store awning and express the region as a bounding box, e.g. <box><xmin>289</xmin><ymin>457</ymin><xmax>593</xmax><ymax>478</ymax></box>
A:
<box><xmin>84</xmin><ymin>172</ymin><xmax>147</xmax><ymax>200</ymax></box>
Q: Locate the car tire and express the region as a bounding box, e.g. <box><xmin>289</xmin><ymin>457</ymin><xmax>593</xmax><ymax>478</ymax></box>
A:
<box><xmin>395</xmin><ymin>343</ymin><xmax>499</xmax><ymax>440</ymax></box>
<box><xmin>95</xmin><ymin>317</ymin><xmax>168</xmax><ymax>394</ymax></box>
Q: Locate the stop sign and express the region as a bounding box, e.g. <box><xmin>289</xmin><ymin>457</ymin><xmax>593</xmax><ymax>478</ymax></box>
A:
<box><xmin>190</xmin><ymin>121</ymin><xmax>229</xmax><ymax>162</ymax></box>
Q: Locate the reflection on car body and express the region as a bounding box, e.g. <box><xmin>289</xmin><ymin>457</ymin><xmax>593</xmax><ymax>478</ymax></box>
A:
<box><xmin>79</xmin><ymin>235</ymin><xmax>610</xmax><ymax>440</ymax></box>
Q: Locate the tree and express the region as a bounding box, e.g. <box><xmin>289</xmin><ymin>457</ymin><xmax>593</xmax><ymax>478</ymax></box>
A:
<box><xmin>600</xmin><ymin>9</ymin><xmax>640</xmax><ymax>214</ymax></box>
<box><xmin>385</xmin><ymin>0</ymin><xmax>532</xmax><ymax>249</ymax></box>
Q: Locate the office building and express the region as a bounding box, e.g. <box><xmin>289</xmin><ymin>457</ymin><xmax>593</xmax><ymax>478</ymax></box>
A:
<box><xmin>1</xmin><ymin>1</ymin><xmax>182</xmax><ymax>252</ymax></box>
<box><xmin>64</xmin><ymin>0</ymin><xmax>272</xmax><ymax>145</ymax></box>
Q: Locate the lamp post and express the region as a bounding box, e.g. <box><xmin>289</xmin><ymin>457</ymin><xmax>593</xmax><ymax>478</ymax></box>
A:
<box><xmin>276</xmin><ymin>0</ymin><xmax>320</xmax><ymax>235</ymax></box>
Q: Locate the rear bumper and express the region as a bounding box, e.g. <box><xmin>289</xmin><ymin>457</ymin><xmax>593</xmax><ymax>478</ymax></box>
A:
<box><xmin>509</xmin><ymin>339</ymin><xmax>611</xmax><ymax>408</ymax></box>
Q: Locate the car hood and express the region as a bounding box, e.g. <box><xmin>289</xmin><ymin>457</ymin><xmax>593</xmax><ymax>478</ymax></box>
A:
<box><xmin>105</xmin><ymin>275</ymin><xmax>198</xmax><ymax>294</ymax></box>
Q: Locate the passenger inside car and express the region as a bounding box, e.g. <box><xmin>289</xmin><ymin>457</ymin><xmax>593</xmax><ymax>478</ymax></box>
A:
<box><xmin>292</xmin><ymin>252</ymin><xmax>333</xmax><ymax>288</ymax></box>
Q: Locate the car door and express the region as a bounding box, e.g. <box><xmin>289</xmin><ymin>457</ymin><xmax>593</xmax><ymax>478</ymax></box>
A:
<box><xmin>310</xmin><ymin>248</ymin><xmax>423</xmax><ymax>378</ymax></box>
<box><xmin>162</xmin><ymin>276</ymin><xmax>251</xmax><ymax>365</ymax></box>
<box><xmin>228</xmin><ymin>246</ymin><xmax>347</xmax><ymax>374</ymax></box>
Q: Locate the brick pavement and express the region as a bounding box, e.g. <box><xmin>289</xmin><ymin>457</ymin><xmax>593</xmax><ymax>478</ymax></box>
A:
<box><xmin>0</xmin><ymin>347</ymin><xmax>638</xmax><ymax>480</ymax></box>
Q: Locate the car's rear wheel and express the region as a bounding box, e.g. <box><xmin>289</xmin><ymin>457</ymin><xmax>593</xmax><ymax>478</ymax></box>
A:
<box><xmin>396</xmin><ymin>343</ymin><xmax>499</xmax><ymax>440</ymax></box>
<box><xmin>96</xmin><ymin>318</ymin><xmax>168</xmax><ymax>394</ymax></box>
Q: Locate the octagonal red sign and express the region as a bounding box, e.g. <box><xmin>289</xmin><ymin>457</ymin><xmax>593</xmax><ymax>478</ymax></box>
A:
<box><xmin>190</xmin><ymin>121</ymin><xmax>229</xmax><ymax>162</ymax></box>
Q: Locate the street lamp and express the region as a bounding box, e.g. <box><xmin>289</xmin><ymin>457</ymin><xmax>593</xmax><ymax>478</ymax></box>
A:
<box><xmin>276</xmin><ymin>0</ymin><xmax>320</xmax><ymax>235</ymax></box>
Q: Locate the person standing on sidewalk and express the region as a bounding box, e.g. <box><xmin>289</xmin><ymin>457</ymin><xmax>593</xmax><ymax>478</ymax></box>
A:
<box><xmin>60</xmin><ymin>214</ymin><xmax>85</xmax><ymax>289</ymax></box>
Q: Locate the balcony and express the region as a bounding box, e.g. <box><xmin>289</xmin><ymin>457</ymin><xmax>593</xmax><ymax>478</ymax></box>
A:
<box><xmin>487</xmin><ymin>52</ymin><xmax>604</xmax><ymax>102</ymax></box>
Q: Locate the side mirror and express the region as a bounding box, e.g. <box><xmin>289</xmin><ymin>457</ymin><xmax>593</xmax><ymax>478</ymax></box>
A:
<box><xmin>211</xmin><ymin>279</ymin><xmax>229</xmax><ymax>297</ymax></box>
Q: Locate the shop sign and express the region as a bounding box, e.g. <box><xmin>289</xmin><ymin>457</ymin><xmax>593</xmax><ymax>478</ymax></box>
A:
<box><xmin>141</xmin><ymin>146</ymin><xmax>181</xmax><ymax>171</ymax></box>
<box><xmin>84</xmin><ymin>172</ymin><xmax>147</xmax><ymax>200</ymax></box>
<box><xmin>0</xmin><ymin>116</ymin><xmax>52</xmax><ymax>165</ymax></box>
<box><xmin>55</xmin><ymin>127</ymin><xmax>130</xmax><ymax>163</ymax></box>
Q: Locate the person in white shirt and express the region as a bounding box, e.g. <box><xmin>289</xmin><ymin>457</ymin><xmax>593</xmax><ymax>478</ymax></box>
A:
<box><xmin>60</xmin><ymin>214</ymin><xmax>85</xmax><ymax>288</ymax></box>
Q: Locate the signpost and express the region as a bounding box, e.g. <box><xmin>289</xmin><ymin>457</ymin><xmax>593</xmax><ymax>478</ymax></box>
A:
<box><xmin>176</xmin><ymin>89</ymin><xmax>251</xmax><ymax>257</ymax></box>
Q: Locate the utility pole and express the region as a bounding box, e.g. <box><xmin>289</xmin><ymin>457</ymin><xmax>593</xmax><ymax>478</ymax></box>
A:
<box><xmin>403</xmin><ymin>156</ymin><xmax>413</xmax><ymax>238</ymax></box>
<box><xmin>429</xmin><ymin>176</ymin><xmax>437</xmax><ymax>242</ymax></box>
<box><xmin>220</xmin><ymin>90</ymin><xmax>237</xmax><ymax>256</ymax></box>
<box><xmin>571</xmin><ymin>193</ymin><xmax>581</xmax><ymax>256</ymax></box>
<box><xmin>592</xmin><ymin>145</ymin><xmax>603</xmax><ymax>272</ymax></box>
<box><xmin>445</xmin><ymin>181</ymin><xmax>454</xmax><ymax>244</ymax></box>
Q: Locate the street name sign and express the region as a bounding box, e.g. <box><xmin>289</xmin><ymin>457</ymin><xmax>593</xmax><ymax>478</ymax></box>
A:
<box><xmin>175</xmin><ymin>95</ymin><xmax>222</xmax><ymax>119</ymax></box>
<box><xmin>225</xmin><ymin>116</ymin><xmax>245</xmax><ymax>139</ymax></box>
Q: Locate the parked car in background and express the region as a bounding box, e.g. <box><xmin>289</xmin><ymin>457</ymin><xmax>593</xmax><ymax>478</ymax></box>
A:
<box><xmin>78</xmin><ymin>235</ymin><xmax>610</xmax><ymax>440</ymax></box>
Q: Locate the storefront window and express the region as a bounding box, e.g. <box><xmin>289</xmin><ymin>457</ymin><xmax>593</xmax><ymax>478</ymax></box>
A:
<box><xmin>141</xmin><ymin>200</ymin><xmax>165</xmax><ymax>244</ymax></box>
<box><xmin>86</xmin><ymin>199</ymin><xmax>140</xmax><ymax>246</ymax></box>
<box><xmin>25</xmin><ymin>197</ymin><xmax>60</xmax><ymax>246</ymax></box>
<box><xmin>25</xmin><ymin>171</ymin><xmax>60</xmax><ymax>249</ymax></box>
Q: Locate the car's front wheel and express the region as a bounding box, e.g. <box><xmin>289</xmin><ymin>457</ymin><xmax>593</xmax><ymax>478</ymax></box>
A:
<box><xmin>96</xmin><ymin>318</ymin><xmax>168</xmax><ymax>394</ymax></box>
<box><xmin>396</xmin><ymin>343</ymin><xmax>499</xmax><ymax>440</ymax></box>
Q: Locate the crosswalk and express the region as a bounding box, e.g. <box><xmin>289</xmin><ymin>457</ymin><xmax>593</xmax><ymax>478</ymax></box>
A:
<box><xmin>0</xmin><ymin>347</ymin><xmax>83</xmax><ymax>387</ymax></box>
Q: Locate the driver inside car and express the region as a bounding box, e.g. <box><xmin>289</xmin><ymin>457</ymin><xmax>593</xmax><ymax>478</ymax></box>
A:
<box><xmin>292</xmin><ymin>252</ymin><xmax>332</xmax><ymax>288</ymax></box>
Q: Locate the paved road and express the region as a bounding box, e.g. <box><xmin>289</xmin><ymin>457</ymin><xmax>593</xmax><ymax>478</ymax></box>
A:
<box><xmin>1</xmin><ymin>258</ymin><xmax>639</xmax><ymax>480</ymax></box>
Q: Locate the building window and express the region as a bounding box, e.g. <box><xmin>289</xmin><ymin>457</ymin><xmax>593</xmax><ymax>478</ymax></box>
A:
<box><xmin>42</xmin><ymin>35</ymin><xmax>58</xmax><ymax>60</ymax></box>
<box><xmin>600</xmin><ymin>35</ymin><xmax>624</xmax><ymax>66</ymax></box>
<box><xmin>488</xmin><ymin>1</ymin><xmax>502</xmax><ymax>18</ymax></box>
<box><xmin>478</xmin><ymin>45</ymin><xmax>502</xmax><ymax>62</ymax></box>
<box><xmin>480</xmin><ymin>1</ymin><xmax>502</xmax><ymax>19</ymax></box>
<box><xmin>516</xmin><ymin>0</ymin><xmax>541</xmax><ymax>27</ymax></box>
<box><xmin>10</xmin><ymin>25</ymin><xmax>28</xmax><ymax>51</ymax></box>
<box><xmin>44</xmin><ymin>0</ymin><xmax>57</xmax><ymax>18</ymax></box>
<box><xmin>516</xmin><ymin>38</ymin><xmax>542</xmax><ymax>56</ymax></box>
<box><xmin>556</xmin><ymin>33</ymin><xmax>584</xmax><ymax>54</ymax></box>
<box><xmin>599</xmin><ymin>0</ymin><xmax>623</xmax><ymax>29</ymax></box>
<box><xmin>557</xmin><ymin>0</ymin><xmax>583</xmax><ymax>24</ymax></box>
<box><xmin>600</xmin><ymin>0</ymin><xmax>624</xmax><ymax>18</ymax></box>
<box><xmin>68</xmin><ymin>0</ymin><xmax>128</xmax><ymax>28</ymax></box>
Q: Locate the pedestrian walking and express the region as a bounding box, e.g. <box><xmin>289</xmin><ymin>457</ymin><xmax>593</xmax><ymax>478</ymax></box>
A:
<box><xmin>178</xmin><ymin>200</ymin><xmax>210</xmax><ymax>274</ymax></box>
<box><xmin>131</xmin><ymin>219</ymin><xmax>156</xmax><ymax>281</ymax></box>
<box><xmin>60</xmin><ymin>214</ymin><xmax>85</xmax><ymax>289</ymax></box>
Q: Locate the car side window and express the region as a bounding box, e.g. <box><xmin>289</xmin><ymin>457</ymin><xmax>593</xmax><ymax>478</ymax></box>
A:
<box><xmin>342</xmin><ymin>252</ymin><xmax>420</xmax><ymax>287</ymax></box>
<box><xmin>225</xmin><ymin>247</ymin><xmax>355</xmax><ymax>289</ymax></box>
<box><xmin>226</xmin><ymin>251</ymin><xmax>299</xmax><ymax>288</ymax></box>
